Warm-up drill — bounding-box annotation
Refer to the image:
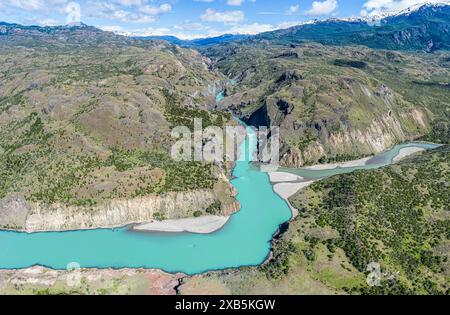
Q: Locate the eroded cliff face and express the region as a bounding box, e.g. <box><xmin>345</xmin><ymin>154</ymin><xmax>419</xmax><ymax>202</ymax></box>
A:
<box><xmin>282</xmin><ymin>114</ymin><xmax>427</xmax><ymax>167</ymax></box>
<box><xmin>226</xmin><ymin>76</ymin><xmax>432</xmax><ymax>167</ymax></box>
<box><xmin>229</xmin><ymin>88</ymin><xmax>429</xmax><ymax>167</ymax></box>
<box><xmin>0</xmin><ymin>179</ymin><xmax>240</xmax><ymax>232</ymax></box>
<box><xmin>281</xmin><ymin>110</ymin><xmax>428</xmax><ymax>167</ymax></box>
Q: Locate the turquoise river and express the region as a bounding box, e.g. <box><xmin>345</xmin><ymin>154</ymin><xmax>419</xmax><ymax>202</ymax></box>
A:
<box><xmin>0</xmin><ymin>122</ymin><xmax>440</xmax><ymax>275</ymax></box>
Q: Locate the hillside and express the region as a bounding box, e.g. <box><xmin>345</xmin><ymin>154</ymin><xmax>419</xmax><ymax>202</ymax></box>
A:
<box><xmin>0</xmin><ymin>24</ymin><xmax>238</xmax><ymax>231</ymax></box>
<box><xmin>138</xmin><ymin>34</ymin><xmax>249</xmax><ymax>48</ymax></box>
<box><xmin>180</xmin><ymin>146</ymin><xmax>450</xmax><ymax>295</ymax></box>
<box><xmin>249</xmin><ymin>3</ymin><xmax>450</xmax><ymax>52</ymax></box>
<box><xmin>204</xmin><ymin>42</ymin><xmax>450</xmax><ymax>166</ymax></box>
<box><xmin>142</xmin><ymin>4</ymin><xmax>450</xmax><ymax>52</ymax></box>
<box><xmin>155</xmin><ymin>3</ymin><xmax>450</xmax><ymax>167</ymax></box>
<box><xmin>2</xmin><ymin>146</ymin><xmax>447</xmax><ymax>295</ymax></box>
<box><xmin>0</xmin><ymin>1</ymin><xmax>448</xmax><ymax>295</ymax></box>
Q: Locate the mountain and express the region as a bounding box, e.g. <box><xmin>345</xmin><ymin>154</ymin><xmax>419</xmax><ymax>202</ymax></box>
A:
<box><xmin>0</xmin><ymin>22</ymin><xmax>125</xmax><ymax>45</ymax></box>
<box><xmin>199</xmin><ymin>3</ymin><xmax>450</xmax><ymax>167</ymax></box>
<box><xmin>138</xmin><ymin>34</ymin><xmax>249</xmax><ymax>48</ymax></box>
<box><xmin>190</xmin><ymin>34</ymin><xmax>249</xmax><ymax>47</ymax></box>
<box><xmin>0</xmin><ymin>2</ymin><xmax>449</xmax><ymax>295</ymax></box>
<box><xmin>0</xmin><ymin>3</ymin><xmax>448</xmax><ymax>220</ymax></box>
<box><xmin>249</xmin><ymin>3</ymin><xmax>450</xmax><ymax>52</ymax></box>
<box><xmin>130</xmin><ymin>3</ymin><xmax>450</xmax><ymax>52</ymax></box>
<box><xmin>135</xmin><ymin>35</ymin><xmax>189</xmax><ymax>46</ymax></box>
<box><xmin>0</xmin><ymin>23</ymin><xmax>239</xmax><ymax>231</ymax></box>
<box><xmin>204</xmin><ymin>41</ymin><xmax>449</xmax><ymax>167</ymax></box>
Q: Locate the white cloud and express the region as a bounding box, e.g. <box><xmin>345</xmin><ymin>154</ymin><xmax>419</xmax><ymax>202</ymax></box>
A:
<box><xmin>80</xmin><ymin>1</ymin><xmax>172</xmax><ymax>24</ymax></box>
<box><xmin>227</xmin><ymin>22</ymin><xmax>275</xmax><ymax>34</ymax></box>
<box><xmin>306</xmin><ymin>0</ymin><xmax>338</xmax><ymax>15</ymax></box>
<box><xmin>116</xmin><ymin>18</ymin><xmax>307</xmax><ymax>40</ymax></box>
<box><xmin>100</xmin><ymin>25</ymin><xmax>125</xmax><ymax>32</ymax></box>
<box><xmin>37</xmin><ymin>18</ymin><xmax>60</xmax><ymax>26</ymax></box>
<box><xmin>277</xmin><ymin>20</ymin><xmax>303</xmax><ymax>29</ymax></box>
<box><xmin>8</xmin><ymin>0</ymin><xmax>45</xmax><ymax>11</ymax></box>
<box><xmin>227</xmin><ymin>0</ymin><xmax>244</xmax><ymax>6</ymax></box>
<box><xmin>111</xmin><ymin>25</ymin><xmax>214</xmax><ymax>40</ymax></box>
<box><xmin>200</xmin><ymin>8</ymin><xmax>244</xmax><ymax>24</ymax></box>
<box><xmin>362</xmin><ymin>0</ymin><xmax>449</xmax><ymax>16</ymax></box>
<box><xmin>286</xmin><ymin>4</ymin><xmax>300</xmax><ymax>15</ymax></box>
<box><xmin>1</xmin><ymin>0</ymin><xmax>174</xmax><ymax>25</ymax></box>
<box><xmin>120</xmin><ymin>26</ymin><xmax>172</xmax><ymax>36</ymax></box>
<box><xmin>115</xmin><ymin>0</ymin><xmax>142</xmax><ymax>6</ymax></box>
<box><xmin>174</xmin><ymin>21</ymin><xmax>205</xmax><ymax>31</ymax></box>
<box><xmin>139</xmin><ymin>3</ymin><xmax>172</xmax><ymax>15</ymax></box>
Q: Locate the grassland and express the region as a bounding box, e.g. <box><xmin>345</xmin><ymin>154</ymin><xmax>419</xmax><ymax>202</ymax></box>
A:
<box><xmin>180</xmin><ymin>147</ymin><xmax>449</xmax><ymax>295</ymax></box>
<box><xmin>0</xmin><ymin>30</ymin><xmax>232</xmax><ymax>219</ymax></box>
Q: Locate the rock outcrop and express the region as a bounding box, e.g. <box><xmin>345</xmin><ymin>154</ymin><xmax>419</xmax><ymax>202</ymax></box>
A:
<box><xmin>0</xmin><ymin>184</ymin><xmax>240</xmax><ymax>232</ymax></box>
<box><xmin>281</xmin><ymin>111</ymin><xmax>427</xmax><ymax>167</ymax></box>
<box><xmin>0</xmin><ymin>194</ymin><xmax>29</xmax><ymax>230</ymax></box>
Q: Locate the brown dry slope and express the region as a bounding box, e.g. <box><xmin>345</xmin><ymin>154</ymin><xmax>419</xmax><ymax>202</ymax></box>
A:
<box><xmin>0</xmin><ymin>24</ymin><xmax>238</xmax><ymax>231</ymax></box>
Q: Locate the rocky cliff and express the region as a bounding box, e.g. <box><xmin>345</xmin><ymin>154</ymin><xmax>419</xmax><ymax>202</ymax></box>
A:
<box><xmin>0</xmin><ymin>23</ymin><xmax>242</xmax><ymax>232</ymax></box>
<box><xmin>213</xmin><ymin>44</ymin><xmax>448</xmax><ymax>166</ymax></box>
<box><xmin>0</xmin><ymin>180</ymin><xmax>239</xmax><ymax>232</ymax></box>
<box><xmin>281</xmin><ymin>110</ymin><xmax>427</xmax><ymax>167</ymax></box>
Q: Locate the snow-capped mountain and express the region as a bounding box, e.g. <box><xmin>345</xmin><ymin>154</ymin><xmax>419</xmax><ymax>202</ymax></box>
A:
<box><xmin>251</xmin><ymin>2</ymin><xmax>450</xmax><ymax>52</ymax></box>
<box><xmin>390</xmin><ymin>1</ymin><xmax>449</xmax><ymax>17</ymax></box>
<box><xmin>351</xmin><ymin>2</ymin><xmax>450</xmax><ymax>23</ymax></box>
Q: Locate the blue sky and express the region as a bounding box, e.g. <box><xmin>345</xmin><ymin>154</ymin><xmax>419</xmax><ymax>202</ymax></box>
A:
<box><xmin>0</xmin><ymin>1</ymin><xmax>447</xmax><ymax>39</ymax></box>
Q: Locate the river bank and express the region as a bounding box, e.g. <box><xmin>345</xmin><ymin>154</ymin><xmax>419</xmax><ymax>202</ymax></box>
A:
<box><xmin>0</xmin><ymin>141</ymin><xmax>442</xmax><ymax>295</ymax></box>
<box><xmin>0</xmin><ymin>181</ymin><xmax>239</xmax><ymax>234</ymax></box>
<box><xmin>301</xmin><ymin>157</ymin><xmax>372</xmax><ymax>170</ymax></box>
<box><xmin>268</xmin><ymin>142</ymin><xmax>437</xmax><ymax>220</ymax></box>
<box><xmin>0</xmin><ymin>129</ymin><xmax>440</xmax><ymax>275</ymax></box>
<box><xmin>393</xmin><ymin>147</ymin><xmax>426</xmax><ymax>162</ymax></box>
<box><xmin>0</xmin><ymin>122</ymin><xmax>292</xmax><ymax>275</ymax></box>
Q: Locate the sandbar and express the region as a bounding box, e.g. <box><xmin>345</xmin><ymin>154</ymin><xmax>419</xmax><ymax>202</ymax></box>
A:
<box><xmin>133</xmin><ymin>216</ymin><xmax>230</xmax><ymax>234</ymax></box>
<box><xmin>393</xmin><ymin>147</ymin><xmax>425</xmax><ymax>163</ymax></box>
<box><xmin>268</xmin><ymin>172</ymin><xmax>304</xmax><ymax>183</ymax></box>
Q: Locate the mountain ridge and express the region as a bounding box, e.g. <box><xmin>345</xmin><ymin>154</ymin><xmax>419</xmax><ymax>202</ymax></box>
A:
<box><xmin>2</xmin><ymin>3</ymin><xmax>448</xmax><ymax>51</ymax></box>
<box><xmin>250</xmin><ymin>2</ymin><xmax>450</xmax><ymax>52</ymax></box>
<box><xmin>127</xmin><ymin>2</ymin><xmax>450</xmax><ymax>51</ymax></box>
